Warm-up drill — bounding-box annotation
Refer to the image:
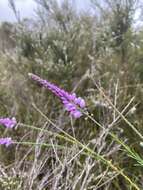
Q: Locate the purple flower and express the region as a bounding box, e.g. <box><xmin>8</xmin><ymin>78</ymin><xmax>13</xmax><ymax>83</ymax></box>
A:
<box><xmin>28</xmin><ymin>73</ymin><xmax>86</xmax><ymax>118</ymax></box>
<box><xmin>0</xmin><ymin>117</ymin><xmax>17</xmax><ymax>128</ymax></box>
<box><xmin>0</xmin><ymin>137</ymin><xmax>13</xmax><ymax>147</ymax></box>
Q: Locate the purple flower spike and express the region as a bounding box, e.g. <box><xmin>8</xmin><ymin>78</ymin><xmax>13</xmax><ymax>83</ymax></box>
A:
<box><xmin>28</xmin><ymin>73</ymin><xmax>86</xmax><ymax>118</ymax></box>
<box><xmin>0</xmin><ymin>137</ymin><xmax>13</xmax><ymax>147</ymax></box>
<box><xmin>0</xmin><ymin>117</ymin><xmax>17</xmax><ymax>128</ymax></box>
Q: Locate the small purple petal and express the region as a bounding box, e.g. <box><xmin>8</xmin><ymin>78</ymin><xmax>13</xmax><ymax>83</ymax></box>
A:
<box><xmin>74</xmin><ymin>97</ymin><xmax>81</xmax><ymax>105</ymax></box>
<box><xmin>71</xmin><ymin>111</ymin><xmax>82</xmax><ymax>118</ymax></box>
<box><xmin>65</xmin><ymin>103</ymin><xmax>76</xmax><ymax>111</ymax></box>
<box><xmin>69</xmin><ymin>93</ymin><xmax>76</xmax><ymax>101</ymax></box>
<box><xmin>0</xmin><ymin>137</ymin><xmax>13</xmax><ymax>147</ymax></box>
<box><xmin>74</xmin><ymin>97</ymin><xmax>86</xmax><ymax>108</ymax></box>
<box><xmin>0</xmin><ymin>117</ymin><xmax>17</xmax><ymax>128</ymax></box>
<box><xmin>79</xmin><ymin>99</ymin><xmax>86</xmax><ymax>108</ymax></box>
<box><xmin>62</xmin><ymin>100</ymin><xmax>69</xmax><ymax>104</ymax></box>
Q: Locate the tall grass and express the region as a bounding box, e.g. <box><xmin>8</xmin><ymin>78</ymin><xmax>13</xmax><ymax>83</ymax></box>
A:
<box><xmin>0</xmin><ymin>0</ymin><xmax>143</xmax><ymax>189</ymax></box>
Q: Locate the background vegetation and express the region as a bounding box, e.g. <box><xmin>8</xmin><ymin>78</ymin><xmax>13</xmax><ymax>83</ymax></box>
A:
<box><xmin>0</xmin><ymin>0</ymin><xmax>143</xmax><ymax>189</ymax></box>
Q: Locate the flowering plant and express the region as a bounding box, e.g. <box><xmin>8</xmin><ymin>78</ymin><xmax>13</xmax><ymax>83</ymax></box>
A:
<box><xmin>28</xmin><ymin>73</ymin><xmax>86</xmax><ymax>118</ymax></box>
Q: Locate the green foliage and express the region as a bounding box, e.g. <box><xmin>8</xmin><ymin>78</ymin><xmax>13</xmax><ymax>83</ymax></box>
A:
<box><xmin>0</xmin><ymin>0</ymin><xmax>143</xmax><ymax>189</ymax></box>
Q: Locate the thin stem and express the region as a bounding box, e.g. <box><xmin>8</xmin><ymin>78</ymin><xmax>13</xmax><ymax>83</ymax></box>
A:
<box><xmin>14</xmin><ymin>141</ymin><xmax>67</xmax><ymax>149</ymax></box>
<box><xmin>92</xmin><ymin>79</ymin><xmax>143</xmax><ymax>140</ymax></box>
<box><xmin>24</xmin><ymin>104</ymin><xmax>140</xmax><ymax>190</ymax></box>
<box><xmin>20</xmin><ymin>123</ymin><xmax>74</xmax><ymax>144</ymax></box>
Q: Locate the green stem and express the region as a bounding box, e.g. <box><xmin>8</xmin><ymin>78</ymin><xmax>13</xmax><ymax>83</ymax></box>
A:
<box><xmin>94</xmin><ymin>82</ymin><xmax>143</xmax><ymax>140</ymax></box>
<box><xmin>14</xmin><ymin>141</ymin><xmax>67</xmax><ymax>150</ymax></box>
<box><xmin>19</xmin><ymin>122</ymin><xmax>140</xmax><ymax>190</ymax></box>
